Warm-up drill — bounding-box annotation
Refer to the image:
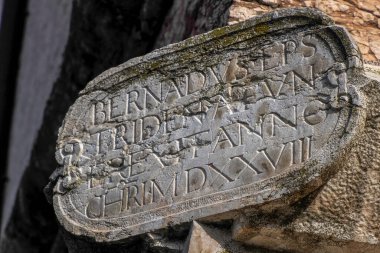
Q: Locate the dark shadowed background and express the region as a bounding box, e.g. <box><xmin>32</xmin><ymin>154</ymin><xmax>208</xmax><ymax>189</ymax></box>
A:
<box><xmin>0</xmin><ymin>0</ymin><xmax>232</xmax><ymax>252</ymax></box>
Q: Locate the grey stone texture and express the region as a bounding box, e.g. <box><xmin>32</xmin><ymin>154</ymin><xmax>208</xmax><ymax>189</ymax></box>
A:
<box><xmin>50</xmin><ymin>8</ymin><xmax>379</xmax><ymax>253</ymax></box>
<box><xmin>230</xmin><ymin>64</ymin><xmax>380</xmax><ymax>253</ymax></box>
<box><xmin>1</xmin><ymin>0</ymin><xmax>235</xmax><ymax>252</ymax></box>
<box><xmin>183</xmin><ymin>221</ymin><xmax>278</xmax><ymax>252</ymax></box>
<box><xmin>2</xmin><ymin>1</ymin><xmax>380</xmax><ymax>252</ymax></box>
<box><xmin>1</xmin><ymin>0</ymin><xmax>179</xmax><ymax>252</ymax></box>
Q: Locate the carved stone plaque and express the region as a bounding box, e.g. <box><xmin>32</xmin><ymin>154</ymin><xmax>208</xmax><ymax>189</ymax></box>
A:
<box><xmin>52</xmin><ymin>8</ymin><xmax>364</xmax><ymax>242</ymax></box>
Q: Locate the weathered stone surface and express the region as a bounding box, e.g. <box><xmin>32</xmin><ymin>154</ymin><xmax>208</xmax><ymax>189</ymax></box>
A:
<box><xmin>229</xmin><ymin>0</ymin><xmax>380</xmax><ymax>62</ymax></box>
<box><xmin>51</xmin><ymin>8</ymin><xmax>365</xmax><ymax>242</ymax></box>
<box><xmin>1</xmin><ymin>1</ymin><xmax>174</xmax><ymax>252</ymax></box>
<box><xmin>230</xmin><ymin>64</ymin><xmax>380</xmax><ymax>253</ymax></box>
<box><xmin>184</xmin><ymin>221</ymin><xmax>255</xmax><ymax>253</ymax></box>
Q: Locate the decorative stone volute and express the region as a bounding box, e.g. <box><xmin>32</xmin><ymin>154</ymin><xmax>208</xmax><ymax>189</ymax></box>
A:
<box><xmin>50</xmin><ymin>8</ymin><xmax>366</xmax><ymax>242</ymax></box>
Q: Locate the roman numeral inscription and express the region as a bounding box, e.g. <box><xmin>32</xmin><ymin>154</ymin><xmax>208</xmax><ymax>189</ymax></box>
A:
<box><xmin>52</xmin><ymin>9</ymin><xmax>362</xmax><ymax>242</ymax></box>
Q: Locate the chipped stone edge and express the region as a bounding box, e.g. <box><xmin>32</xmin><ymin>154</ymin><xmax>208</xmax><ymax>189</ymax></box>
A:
<box><xmin>81</xmin><ymin>7</ymin><xmax>336</xmax><ymax>94</ymax></box>
<box><xmin>52</xmin><ymin>8</ymin><xmax>368</xmax><ymax>242</ymax></box>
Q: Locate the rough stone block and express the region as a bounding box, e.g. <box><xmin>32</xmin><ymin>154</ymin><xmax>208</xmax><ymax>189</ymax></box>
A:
<box><xmin>49</xmin><ymin>8</ymin><xmax>369</xmax><ymax>244</ymax></box>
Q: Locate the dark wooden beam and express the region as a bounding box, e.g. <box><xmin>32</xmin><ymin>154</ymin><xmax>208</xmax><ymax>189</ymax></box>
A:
<box><xmin>0</xmin><ymin>0</ymin><xmax>28</xmax><ymax>231</ymax></box>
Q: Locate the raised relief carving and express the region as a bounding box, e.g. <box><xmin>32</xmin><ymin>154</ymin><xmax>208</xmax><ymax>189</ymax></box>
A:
<box><xmin>52</xmin><ymin>9</ymin><xmax>363</xmax><ymax>242</ymax></box>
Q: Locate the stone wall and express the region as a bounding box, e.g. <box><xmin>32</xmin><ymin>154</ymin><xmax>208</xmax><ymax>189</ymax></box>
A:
<box><xmin>0</xmin><ymin>0</ymin><xmax>232</xmax><ymax>252</ymax></box>
<box><xmin>1</xmin><ymin>1</ymin><xmax>380</xmax><ymax>253</ymax></box>
<box><xmin>229</xmin><ymin>0</ymin><xmax>380</xmax><ymax>62</ymax></box>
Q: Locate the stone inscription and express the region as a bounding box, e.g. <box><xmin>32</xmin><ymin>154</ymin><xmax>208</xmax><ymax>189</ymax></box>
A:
<box><xmin>53</xmin><ymin>9</ymin><xmax>362</xmax><ymax>242</ymax></box>
<box><xmin>57</xmin><ymin>35</ymin><xmax>347</xmax><ymax>218</ymax></box>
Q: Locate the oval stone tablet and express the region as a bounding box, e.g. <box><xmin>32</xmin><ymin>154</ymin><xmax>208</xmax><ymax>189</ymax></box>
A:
<box><xmin>52</xmin><ymin>8</ymin><xmax>364</xmax><ymax>242</ymax></box>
